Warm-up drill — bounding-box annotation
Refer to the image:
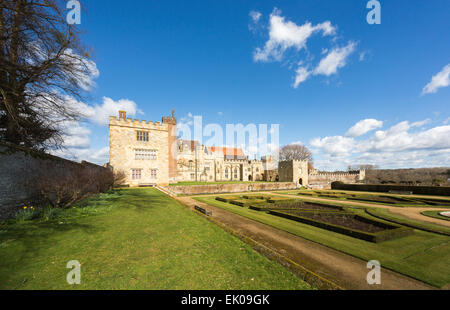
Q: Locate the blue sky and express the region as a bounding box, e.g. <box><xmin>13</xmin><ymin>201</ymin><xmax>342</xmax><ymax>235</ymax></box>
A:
<box><xmin>56</xmin><ymin>0</ymin><xmax>450</xmax><ymax>170</ymax></box>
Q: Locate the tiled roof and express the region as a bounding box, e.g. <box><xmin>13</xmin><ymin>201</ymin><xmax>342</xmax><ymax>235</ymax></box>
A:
<box><xmin>208</xmin><ymin>146</ymin><xmax>245</xmax><ymax>157</ymax></box>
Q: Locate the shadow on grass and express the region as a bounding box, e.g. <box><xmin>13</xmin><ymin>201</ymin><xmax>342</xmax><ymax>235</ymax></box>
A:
<box><xmin>0</xmin><ymin>219</ymin><xmax>101</xmax><ymax>289</ymax></box>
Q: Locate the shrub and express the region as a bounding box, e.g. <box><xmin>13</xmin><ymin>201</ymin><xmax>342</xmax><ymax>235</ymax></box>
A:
<box><xmin>113</xmin><ymin>169</ymin><xmax>128</xmax><ymax>187</ymax></box>
<box><xmin>15</xmin><ymin>207</ymin><xmax>40</xmax><ymax>221</ymax></box>
<box><xmin>42</xmin><ymin>207</ymin><xmax>63</xmax><ymax>220</ymax></box>
<box><xmin>215</xmin><ymin>197</ymin><xmax>229</xmax><ymax>203</ymax></box>
<box><xmin>32</xmin><ymin>161</ymin><xmax>114</xmax><ymax>209</ymax></box>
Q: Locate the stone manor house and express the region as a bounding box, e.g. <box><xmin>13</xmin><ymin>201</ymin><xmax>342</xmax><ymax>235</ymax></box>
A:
<box><xmin>109</xmin><ymin>111</ymin><xmax>364</xmax><ymax>187</ymax></box>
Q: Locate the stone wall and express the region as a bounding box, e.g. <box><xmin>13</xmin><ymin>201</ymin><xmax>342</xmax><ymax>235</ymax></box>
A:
<box><xmin>278</xmin><ymin>160</ymin><xmax>309</xmax><ymax>186</ymax></box>
<box><xmin>170</xmin><ymin>182</ymin><xmax>298</xmax><ymax>195</ymax></box>
<box><xmin>308</xmin><ymin>172</ymin><xmax>362</xmax><ymax>189</ymax></box>
<box><xmin>0</xmin><ymin>142</ymin><xmax>110</xmax><ymax>219</ymax></box>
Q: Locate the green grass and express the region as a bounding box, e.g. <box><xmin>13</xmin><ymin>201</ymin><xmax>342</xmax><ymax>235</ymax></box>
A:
<box><xmin>170</xmin><ymin>181</ymin><xmax>271</xmax><ymax>186</ymax></box>
<box><xmin>0</xmin><ymin>188</ymin><xmax>312</xmax><ymax>290</ymax></box>
<box><xmin>195</xmin><ymin>196</ymin><xmax>450</xmax><ymax>288</ymax></box>
<box><xmin>365</xmin><ymin>208</ymin><xmax>450</xmax><ymax>235</ymax></box>
<box><xmin>421</xmin><ymin>211</ymin><xmax>450</xmax><ymax>221</ymax></box>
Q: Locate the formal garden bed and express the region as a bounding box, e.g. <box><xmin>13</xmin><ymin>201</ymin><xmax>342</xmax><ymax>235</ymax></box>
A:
<box><xmin>284</xmin><ymin>189</ymin><xmax>450</xmax><ymax>208</ymax></box>
<box><xmin>249</xmin><ymin>201</ymin><xmax>344</xmax><ymax>212</ymax></box>
<box><xmin>268</xmin><ymin>210</ymin><xmax>412</xmax><ymax>243</ymax></box>
<box><xmin>197</xmin><ymin>194</ymin><xmax>450</xmax><ymax>288</ymax></box>
<box><xmin>213</xmin><ymin>194</ymin><xmax>412</xmax><ymax>243</ymax></box>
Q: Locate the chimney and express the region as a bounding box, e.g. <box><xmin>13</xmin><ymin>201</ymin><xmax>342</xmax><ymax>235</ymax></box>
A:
<box><xmin>119</xmin><ymin>110</ymin><xmax>126</xmax><ymax>120</ymax></box>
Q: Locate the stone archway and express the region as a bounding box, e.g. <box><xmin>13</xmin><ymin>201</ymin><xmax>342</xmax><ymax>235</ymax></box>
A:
<box><xmin>299</xmin><ymin>178</ymin><xmax>303</xmax><ymax>185</ymax></box>
<box><xmin>248</xmin><ymin>175</ymin><xmax>253</xmax><ymax>181</ymax></box>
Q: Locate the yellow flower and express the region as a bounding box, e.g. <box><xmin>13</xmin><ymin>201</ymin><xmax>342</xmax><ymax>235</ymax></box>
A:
<box><xmin>23</xmin><ymin>207</ymin><xmax>27</xmax><ymax>209</ymax></box>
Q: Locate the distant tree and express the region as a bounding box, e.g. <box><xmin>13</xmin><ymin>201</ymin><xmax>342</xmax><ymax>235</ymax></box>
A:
<box><xmin>0</xmin><ymin>0</ymin><xmax>93</xmax><ymax>150</ymax></box>
<box><xmin>347</xmin><ymin>164</ymin><xmax>378</xmax><ymax>171</ymax></box>
<box><xmin>279</xmin><ymin>144</ymin><xmax>313</xmax><ymax>163</ymax></box>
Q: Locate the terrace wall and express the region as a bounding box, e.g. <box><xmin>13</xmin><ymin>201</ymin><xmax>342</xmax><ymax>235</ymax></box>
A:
<box><xmin>0</xmin><ymin>142</ymin><xmax>111</xmax><ymax>219</ymax></box>
<box><xmin>170</xmin><ymin>182</ymin><xmax>298</xmax><ymax>195</ymax></box>
<box><xmin>309</xmin><ymin>172</ymin><xmax>362</xmax><ymax>189</ymax></box>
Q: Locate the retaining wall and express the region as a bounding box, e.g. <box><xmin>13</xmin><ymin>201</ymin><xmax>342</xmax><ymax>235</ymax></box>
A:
<box><xmin>170</xmin><ymin>182</ymin><xmax>298</xmax><ymax>195</ymax></box>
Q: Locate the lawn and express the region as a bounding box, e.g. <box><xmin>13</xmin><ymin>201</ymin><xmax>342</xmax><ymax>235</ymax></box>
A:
<box><xmin>421</xmin><ymin>211</ymin><xmax>450</xmax><ymax>222</ymax></box>
<box><xmin>0</xmin><ymin>188</ymin><xmax>312</xmax><ymax>290</ymax></box>
<box><xmin>169</xmin><ymin>181</ymin><xmax>272</xmax><ymax>186</ymax></box>
<box><xmin>195</xmin><ymin>196</ymin><xmax>450</xmax><ymax>288</ymax></box>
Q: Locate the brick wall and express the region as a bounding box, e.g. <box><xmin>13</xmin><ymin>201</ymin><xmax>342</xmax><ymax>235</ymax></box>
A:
<box><xmin>170</xmin><ymin>182</ymin><xmax>298</xmax><ymax>195</ymax></box>
<box><xmin>0</xmin><ymin>142</ymin><xmax>110</xmax><ymax>219</ymax></box>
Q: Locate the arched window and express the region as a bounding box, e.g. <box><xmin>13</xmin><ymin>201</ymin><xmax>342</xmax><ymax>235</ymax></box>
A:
<box><xmin>233</xmin><ymin>168</ymin><xmax>238</xmax><ymax>179</ymax></box>
<box><xmin>225</xmin><ymin>168</ymin><xmax>229</xmax><ymax>179</ymax></box>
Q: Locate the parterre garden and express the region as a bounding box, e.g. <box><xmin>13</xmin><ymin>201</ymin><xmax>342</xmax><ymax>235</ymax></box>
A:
<box><xmin>276</xmin><ymin>189</ymin><xmax>450</xmax><ymax>208</ymax></box>
<box><xmin>214</xmin><ymin>195</ymin><xmax>412</xmax><ymax>243</ymax></box>
<box><xmin>196</xmin><ymin>192</ymin><xmax>450</xmax><ymax>288</ymax></box>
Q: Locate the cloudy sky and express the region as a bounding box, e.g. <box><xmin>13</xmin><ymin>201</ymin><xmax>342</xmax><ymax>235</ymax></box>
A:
<box><xmin>56</xmin><ymin>0</ymin><xmax>449</xmax><ymax>170</ymax></box>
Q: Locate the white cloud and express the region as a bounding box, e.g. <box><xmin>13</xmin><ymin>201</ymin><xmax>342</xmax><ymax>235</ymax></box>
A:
<box><xmin>61</xmin><ymin>49</ymin><xmax>100</xmax><ymax>91</ymax></box>
<box><xmin>83</xmin><ymin>97</ymin><xmax>142</xmax><ymax>126</ymax></box>
<box><xmin>309</xmin><ymin>118</ymin><xmax>450</xmax><ymax>170</ymax></box>
<box><xmin>422</xmin><ymin>64</ymin><xmax>450</xmax><ymax>94</ymax></box>
<box><xmin>293</xmin><ymin>65</ymin><xmax>311</xmax><ymax>88</ymax></box>
<box><xmin>358</xmin><ymin>51</ymin><xmax>368</xmax><ymax>62</ymax></box>
<box><xmin>251</xmin><ymin>8</ymin><xmax>359</xmax><ymax>88</ymax></box>
<box><xmin>51</xmin><ymin>147</ymin><xmax>109</xmax><ymax>165</ymax></box>
<box><xmin>314</xmin><ymin>41</ymin><xmax>356</xmax><ymax>76</ymax></box>
<box><xmin>411</xmin><ymin>118</ymin><xmax>431</xmax><ymax>127</ymax></box>
<box><xmin>60</xmin><ymin>121</ymin><xmax>91</xmax><ymax>149</ymax></box>
<box><xmin>310</xmin><ymin>136</ymin><xmax>355</xmax><ymax>155</ymax></box>
<box><xmin>249</xmin><ymin>10</ymin><xmax>262</xmax><ymax>24</ymax></box>
<box><xmin>346</xmin><ymin>119</ymin><xmax>383</xmax><ymax>137</ymax></box>
<box><xmin>253</xmin><ymin>9</ymin><xmax>336</xmax><ymax>62</ymax></box>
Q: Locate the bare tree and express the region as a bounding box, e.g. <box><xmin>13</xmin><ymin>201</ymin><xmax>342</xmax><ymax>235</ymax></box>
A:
<box><xmin>347</xmin><ymin>164</ymin><xmax>378</xmax><ymax>171</ymax></box>
<box><xmin>113</xmin><ymin>169</ymin><xmax>127</xmax><ymax>187</ymax></box>
<box><xmin>0</xmin><ymin>0</ymin><xmax>94</xmax><ymax>150</ymax></box>
<box><xmin>279</xmin><ymin>144</ymin><xmax>313</xmax><ymax>162</ymax></box>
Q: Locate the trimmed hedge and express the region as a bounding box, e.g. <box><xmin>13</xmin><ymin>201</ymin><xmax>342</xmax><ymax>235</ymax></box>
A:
<box><xmin>331</xmin><ymin>182</ymin><xmax>450</xmax><ymax>196</ymax></box>
<box><xmin>214</xmin><ymin>195</ymin><xmax>242</xmax><ymax>203</ymax></box>
<box><xmin>268</xmin><ymin>210</ymin><xmax>413</xmax><ymax>243</ymax></box>
<box><xmin>249</xmin><ymin>201</ymin><xmax>345</xmax><ymax>212</ymax></box>
<box><xmin>215</xmin><ymin>197</ymin><xmax>229</xmax><ymax>203</ymax></box>
<box><xmin>242</xmin><ymin>195</ymin><xmax>266</xmax><ymax>200</ymax></box>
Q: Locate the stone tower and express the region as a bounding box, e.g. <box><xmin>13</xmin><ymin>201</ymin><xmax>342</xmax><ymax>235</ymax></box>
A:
<box><xmin>278</xmin><ymin>160</ymin><xmax>309</xmax><ymax>186</ymax></box>
<box><xmin>109</xmin><ymin>111</ymin><xmax>170</xmax><ymax>186</ymax></box>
